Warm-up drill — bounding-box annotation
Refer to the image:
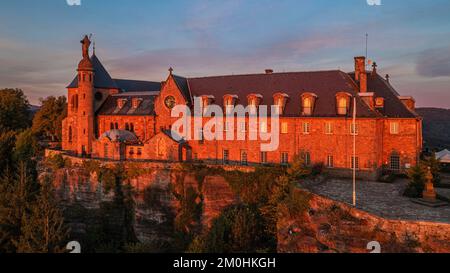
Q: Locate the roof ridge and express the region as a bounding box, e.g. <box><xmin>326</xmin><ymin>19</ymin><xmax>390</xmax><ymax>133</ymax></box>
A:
<box><xmin>187</xmin><ymin>69</ymin><xmax>343</xmax><ymax>80</ymax></box>
<box><xmin>113</xmin><ymin>78</ymin><xmax>161</xmax><ymax>83</ymax></box>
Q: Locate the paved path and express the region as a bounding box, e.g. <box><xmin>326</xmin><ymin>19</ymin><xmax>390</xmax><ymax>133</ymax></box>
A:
<box><xmin>301</xmin><ymin>178</ymin><xmax>450</xmax><ymax>224</ymax></box>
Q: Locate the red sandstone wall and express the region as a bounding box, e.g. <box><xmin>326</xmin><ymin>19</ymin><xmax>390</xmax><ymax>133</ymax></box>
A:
<box><xmin>381</xmin><ymin>118</ymin><xmax>421</xmax><ymax>169</ymax></box>
<box><xmin>97</xmin><ymin>115</ymin><xmax>156</xmax><ymax>142</ymax></box>
<box><xmin>278</xmin><ymin>190</ymin><xmax>450</xmax><ymax>253</ymax></box>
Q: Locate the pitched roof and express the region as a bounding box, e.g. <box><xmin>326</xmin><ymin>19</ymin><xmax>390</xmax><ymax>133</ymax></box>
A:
<box><xmin>187</xmin><ymin>70</ymin><xmax>376</xmax><ymax>117</ymax></box>
<box><xmin>350</xmin><ymin>72</ymin><xmax>418</xmax><ymax>118</ymax></box>
<box><xmin>114</xmin><ymin>79</ymin><xmax>161</xmax><ymax>92</ymax></box>
<box><xmin>172</xmin><ymin>74</ymin><xmax>192</xmax><ymax>104</ymax></box>
<box><xmin>96</xmin><ymin>94</ymin><xmax>156</xmax><ymax>116</ymax></box>
<box><xmin>68</xmin><ymin>55</ymin><xmax>118</xmax><ymax>89</ymax></box>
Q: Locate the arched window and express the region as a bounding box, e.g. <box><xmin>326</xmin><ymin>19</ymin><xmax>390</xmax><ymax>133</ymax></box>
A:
<box><xmin>71</xmin><ymin>94</ymin><xmax>79</xmax><ymax>111</ymax></box>
<box><xmin>125</xmin><ymin>123</ymin><xmax>130</xmax><ymax>131</ymax></box>
<box><xmin>273</xmin><ymin>93</ymin><xmax>289</xmax><ymax>115</ymax></box>
<box><xmin>130</xmin><ymin>123</ymin><xmax>134</xmax><ymax>132</ymax></box>
<box><xmin>223</xmin><ymin>94</ymin><xmax>238</xmax><ymax>115</ymax></box>
<box><xmin>303</xmin><ymin>97</ymin><xmax>312</xmax><ymax>115</ymax></box>
<box><xmin>68</xmin><ymin>127</ymin><xmax>73</xmax><ymax>143</ymax></box>
<box><xmin>338</xmin><ymin>97</ymin><xmax>347</xmax><ymax>115</ymax></box>
<box><xmin>115</xmin><ymin>122</ymin><xmax>119</xmax><ymax>129</ymax></box>
<box><xmin>110</xmin><ymin>123</ymin><xmax>114</xmax><ymax>130</ymax></box>
<box><xmin>301</xmin><ymin>93</ymin><xmax>317</xmax><ymax>116</ymax></box>
<box><xmin>247</xmin><ymin>94</ymin><xmax>263</xmax><ymax>115</ymax></box>
<box><xmin>335</xmin><ymin>93</ymin><xmax>351</xmax><ymax>115</ymax></box>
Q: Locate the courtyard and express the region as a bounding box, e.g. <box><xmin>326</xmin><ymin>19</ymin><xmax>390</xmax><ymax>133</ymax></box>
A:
<box><xmin>301</xmin><ymin>178</ymin><xmax>450</xmax><ymax>224</ymax></box>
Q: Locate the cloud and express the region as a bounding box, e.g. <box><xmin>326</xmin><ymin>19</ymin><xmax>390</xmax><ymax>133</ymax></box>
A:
<box><xmin>416</xmin><ymin>47</ymin><xmax>450</xmax><ymax>77</ymax></box>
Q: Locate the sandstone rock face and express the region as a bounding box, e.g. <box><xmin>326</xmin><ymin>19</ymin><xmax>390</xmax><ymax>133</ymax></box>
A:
<box><xmin>51</xmin><ymin>164</ymin><xmax>238</xmax><ymax>246</ymax></box>
<box><xmin>278</xmin><ymin>189</ymin><xmax>450</xmax><ymax>253</ymax></box>
<box><xmin>202</xmin><ymin>176</ymin><xmax>238</xmax><ymax>228</ymax></box>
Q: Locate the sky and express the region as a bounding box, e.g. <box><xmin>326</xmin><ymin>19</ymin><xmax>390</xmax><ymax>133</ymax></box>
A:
<box><xmin>0</xmin><ymin>0</ymin><xmax>449</xmax><ymax>108</ymax></box>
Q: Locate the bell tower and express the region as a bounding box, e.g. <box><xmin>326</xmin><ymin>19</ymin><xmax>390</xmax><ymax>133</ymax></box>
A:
<box><xmin>76</xmin><ymin>35</ymin><xmax>95</xmax><ymax>156</ymax></box>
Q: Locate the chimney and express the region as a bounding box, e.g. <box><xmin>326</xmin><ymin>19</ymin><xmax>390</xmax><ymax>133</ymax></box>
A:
<box><xmin>265</xmin><ymin>69</ymin><xmax>274</xmax><ymax>74</ymax></box>
<box><xmin>385</xmin><ymin>74</ymin><xmax>390</xmax><ymax>83</ymax></box>
<box><xmin>354</xmin><ymin>56</ymin><xmax>367</xmax><ymax>93</ymax></box>
<box><xmin>399</xmin><ymin>96</ymin><xmax>416</xmax><ymax>111</ymax></box>
<box><xmin>359</xmin><ymin>70</ymin><xmax>367</xmax><ymax>93</ymax></box>
<box><xmin>354</xmin><ymin>56</ymin><xmax>366</xmax><ymax>81</ymax></box>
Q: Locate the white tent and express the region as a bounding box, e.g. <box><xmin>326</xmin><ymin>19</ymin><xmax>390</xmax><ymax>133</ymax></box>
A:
<box><xmin>436</xmin><ymin>149</ymin><xmax>450</xmax><ymax>164</ymax></box>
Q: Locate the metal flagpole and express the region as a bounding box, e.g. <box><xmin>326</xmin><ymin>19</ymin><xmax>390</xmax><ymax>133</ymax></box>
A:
<box><xmin>352</xmin><ymin>97</ymin><xmax>357</xmax><ymax>207</ymax></box>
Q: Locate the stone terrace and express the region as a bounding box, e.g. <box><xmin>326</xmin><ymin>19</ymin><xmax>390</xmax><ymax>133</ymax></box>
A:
<box><xmin>301</xmin><ymin>178</ymin><xmax>450</xmax><ymax>224</ymax></box>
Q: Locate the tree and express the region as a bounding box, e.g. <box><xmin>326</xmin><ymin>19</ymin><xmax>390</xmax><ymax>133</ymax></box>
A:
<box><xmin>31</xmin><ymin>96</ymin><xmax>67</xmax><ymax>142</ymax></box>
<box><xmin>13</xmin><ymin>129</ymin><xmax>38</xmax><ymax>163</ymax></box>
<box><xmin>287</xmin><ymin>155</ymin><xmax>311</xmax><ymax>181</ymax></box>
<box><xmin>0</xmin><ymin>162</ymin><xmax>36</xmax><ymax>252</ymax></box>
<box><xmin>15</xmin><ymin>176</ymin><xmax>69</xmax><ymax>253</ymax></box>
<box><xmin>190</xmin><ymin>205</ymin><xmax>268</xmax><ymax>253</ymax></box>
<box><xmin>405</xmin><ymin>164</ymin><xmax>426</xmax><ymax>198</ymax></box>
<box><xmin>0</xmin><ymin>131</ymin><xmax>16</xmax><ymax>177</ymax></box>
<box><xmin>0</xmin><ymin>89</ymin><xmax>31</xmax><ymax>133</ymax></box>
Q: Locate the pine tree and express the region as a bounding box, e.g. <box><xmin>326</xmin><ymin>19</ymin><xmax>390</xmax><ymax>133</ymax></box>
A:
<box><xmin>15</xmin><ymin>176</ymin><xmax>69</xmax><ymax>253</ymax></box>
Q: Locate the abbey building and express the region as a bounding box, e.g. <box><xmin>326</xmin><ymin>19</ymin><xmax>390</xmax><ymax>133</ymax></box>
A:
<box><xmin>62</xmin><ymin>36</ymin><xmax>422</xmax><ymax>179</ymax></box>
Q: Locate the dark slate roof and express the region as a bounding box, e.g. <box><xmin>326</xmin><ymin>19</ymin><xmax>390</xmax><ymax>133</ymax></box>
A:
<box><xmin>350</xmin><ymin>72</ymin><xmax>418</xmax><ymax>118</ymax></box>
<box><xmin>187</xmin><ymin>70</ymin><xmax>376</xmax><ymax>117</ymax></box>
<box><xmin>96</xmin><ymin>94</ymin><xmax>156</xmax><ymax>116</ymax></box>
<box><xmin>172</xmin><ymin>75</ymin><xmax>192</xmax><ymax>104</ymax></box>
<box><xmin>67</xmin><ymin>55</ymin><xmax>118</xmax><ymax>89</ymax></box>
<box><xmin>100</xmin><ymin>130</ymin><xmax>138</xmax><ymax>143</ymax></box>
<box><xmin>114</xmin><ymin>79</ymin><xmax>161</xmax><ymax>92</ymax></box>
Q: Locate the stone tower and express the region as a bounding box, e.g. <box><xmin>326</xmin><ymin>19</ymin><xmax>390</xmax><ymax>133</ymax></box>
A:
<box><xmin>76</xmin><ymin>35</ymin><xmax>95</xmax><ymax>156</ymax></box>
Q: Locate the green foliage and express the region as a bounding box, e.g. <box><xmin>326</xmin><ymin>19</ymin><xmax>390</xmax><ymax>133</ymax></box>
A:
<box><xmin>13</xmin><ymin>129</ymin><xmax>39</xmax><ymax>162</ymax></box>
<box><xmin>31</xmin><ymin>96</ymin><xmax>67</xmax><ymax>142</ymax></box>
<box><xmin>44</xmin><ymin>154</ymin><xmax>70</xmax><ymax>171</ymax></box>
<box><xmin>0</xmin><ymin>131</ymin><xmax>17</xmax><ymax>176</ymax></box>
<box><xmin>0</xmin><ymin>163</ymin><xmax>68</xmax><ymax>253</ymax></box>
<box><xmin>125</xmin><ymin>162</ymin><xmax>148</xmax><ymax>179</ymax></box>
<box><xmin>14</xmin><ymin>177</ymin><xmax>69</xmax><ymax>253</ymax></box>
<box><xmin>224</xmin><ymin>166</ymin><xmax>285</xmax><ymax>206</ymax></box>
<box><xmin>0</xmin><ymin>163</ymin><xmax>35</xmax><ymax>252</ymax></box>
<box><xmin>188</xmin><ymin>205</ymin><xmax>271</xmax><ymax>253</ymax></box>
<box><xmin>286</xmin><ymin>155</ymin><xmax>311</xmax><ymax>181</ymax></box>
<box><xmin>405</xmin><ymin>165</ymin><xmax>426</xmax><ymax>198</ymax></box>
<box><xmin>279</xmin><ymin>190</ymin><xmax>311</xmax><ymax>216</ymax></box>
<box><xmin>82</xmin><ymin>160</ymin><xmax>102</xmax><ymax>175</ymax></box>
<box><xmin>0</xmin><ymin>89</ymin><xmax>31</xmax><ymax>134</ymax></box>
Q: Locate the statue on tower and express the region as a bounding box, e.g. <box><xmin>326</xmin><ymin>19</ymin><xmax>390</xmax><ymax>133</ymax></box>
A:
<box><xmin>80</xmin><ymin>35</ymin><xmax>91</xmax><ymax>59</ymax></box>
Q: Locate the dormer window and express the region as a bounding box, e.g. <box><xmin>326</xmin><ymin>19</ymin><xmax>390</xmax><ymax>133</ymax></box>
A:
<box><xmin>132</xmin><ymin>98</ymin><xmax>143</xmax><ymax>109</ymax></box>
<box><xmin>117</xmin><ymin>98</ymin><xmax>128</xmax><ymax>109</ymax></box>
<box><xmin>223</xmin><ymin>94</ymin><xmax>238</xmax><ymax>114</ymax></box>
<box><xmin>375</xmin><ymin>97</ymin><xmax>385</xmax><ymax>108</ymax></box>
<box><xmin>335</xmin><ymin>92</ymin><xmax>352</xmax><ymax>116</ymax></box>
<box><xmin>247</xmin><ymin>93</ymin><xmax>263</xmax><ymax>115</ymax></box>
<box><xmin>273</xmin><ymin>93</ymin><xmax>289</xmax><ymax>115</ymax></box>
<box><xmin>200</xmin><ymin>95</ymin><xmax>215</xmax><ymax>115</ymax></box>
<box><xmin>301</xmin><ymin>93</ymin><xmax>318</xmax><ymax>116</ymax></box>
